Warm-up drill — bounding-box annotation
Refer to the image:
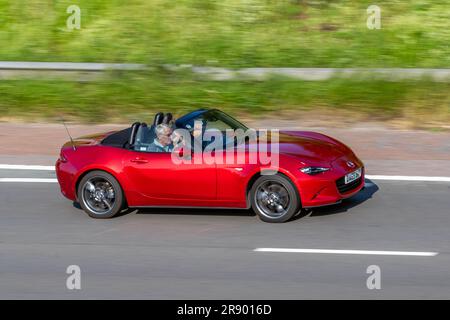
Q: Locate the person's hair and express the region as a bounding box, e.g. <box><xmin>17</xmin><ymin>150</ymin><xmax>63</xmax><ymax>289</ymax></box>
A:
<box><xmin>155</xmin><ymin>123</ymin><xmax>172</xmax><ymax>137</ymax></box>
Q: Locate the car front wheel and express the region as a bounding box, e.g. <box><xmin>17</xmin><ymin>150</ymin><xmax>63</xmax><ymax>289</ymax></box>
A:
<box><xmin>250</xmin><ymin>174</ymin><xmax>301</xmax><ymax>223</ymax></box>
<box><xmin>77</xmin><ymin>170</ymin><xmax>125</xmax><ymax>219</ymax></box>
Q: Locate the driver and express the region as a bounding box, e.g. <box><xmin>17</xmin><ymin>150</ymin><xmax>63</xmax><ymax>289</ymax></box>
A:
<box><xmin>148</xmin><ymin>123</ymin><xmax>174</xmax><ymax>152</ymax></box>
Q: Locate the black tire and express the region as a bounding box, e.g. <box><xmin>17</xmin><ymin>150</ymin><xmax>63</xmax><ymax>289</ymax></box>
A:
<box><xmin>77</xmin><ymin>170</ymin><xmax>125</xmax><ymax>219</ymax></box>
<box><xmin>250</xmin><ymin>174</ymin><xmax>301</xmax><ymax>223</ymax></box>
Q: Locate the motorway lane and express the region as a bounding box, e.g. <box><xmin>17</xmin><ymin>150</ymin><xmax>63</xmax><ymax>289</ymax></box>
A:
<box><xmin>0</xmin><ymin>176</ymin><xmax>449</xmax><ymax>299</ymax></box>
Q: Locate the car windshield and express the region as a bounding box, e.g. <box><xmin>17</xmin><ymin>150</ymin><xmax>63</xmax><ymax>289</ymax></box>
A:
<box><xmin>175</xmin><ymin>109</ymin><xmax>252</xmax><ymax>151</ymax></box>
<box><xmin>177</xmin><ymin>109</ymin><xmax>248</xmax><ymax>132</ymax></box>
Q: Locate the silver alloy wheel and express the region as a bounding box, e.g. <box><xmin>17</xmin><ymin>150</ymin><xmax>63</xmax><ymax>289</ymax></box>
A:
<box><xmin>254</xmin><ymin>180</ymin><xmax>290</xmax><ymax>218</ymax></box>
<box><xmin>81</xmin><ymin>177</ymin><xmax>116</xmax><ymax>215</ymax></box>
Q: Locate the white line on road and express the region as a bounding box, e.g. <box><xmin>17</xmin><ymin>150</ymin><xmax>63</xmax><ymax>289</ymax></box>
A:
<box><xmin>0</xmin><ymin>164</ymin><xmax>54</xmax><ymax>171</ymax></box>
<box><xmin>366</xmin><ymin>175</ymin><xmax>450</xmax><ymax>182</ymax></box>
<box><xmin>254</xmin><ymin>248</ymin><xmax>438</xmax><ymax>257</ymax></box>
<box><xmin>0</xmin><ymin>178</ymin><xmax>57</xmax><ymax>183</ymax></box>
<box><xmin>1</xmin><ymin>164</ymin><xmax>450</xmax><ymax>183</ymax></box>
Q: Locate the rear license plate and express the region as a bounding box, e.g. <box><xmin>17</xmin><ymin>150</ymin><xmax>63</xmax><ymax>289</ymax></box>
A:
<box><xmin>345</xmin><ymin>168</ymin><xmax>362</xmax><ymax>184</ymax></box>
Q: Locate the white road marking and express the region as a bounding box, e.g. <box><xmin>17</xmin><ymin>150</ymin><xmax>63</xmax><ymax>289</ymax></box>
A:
<box><xmin>254</xmin><ymin>248</ymin><xmax>438</xmax><ymax>257</ymax></box>
<box><xmin>1</xmin><ymin>164</ymin><xmax>450</xmax><ymax>183</ymax></box>
<box><xmin>0</xmin><ymin>178</ymin><xmax>57</xmax><ymax>183</ymax></box>
<box><xmin>0</xmin><ymin>164</ymin><xmax>54</xmax><ymax>171</ymax></box>
<box><xmin>366</xmin><ymin>175</ymin><xmax>450</xmax><ymax>182</ymax></box>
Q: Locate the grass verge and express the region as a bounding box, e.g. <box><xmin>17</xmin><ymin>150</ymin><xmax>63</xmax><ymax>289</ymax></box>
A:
<box><xmin>1</xmin><ymin>71</ymin><xmax>449</xmax><ymax>129</ymax></box>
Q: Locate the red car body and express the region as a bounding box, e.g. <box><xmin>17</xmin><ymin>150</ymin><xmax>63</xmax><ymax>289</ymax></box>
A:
<box><xmin>56</xmin><ymin>114</ymin><xmax>364</xmax><ymax>210</ymax></box>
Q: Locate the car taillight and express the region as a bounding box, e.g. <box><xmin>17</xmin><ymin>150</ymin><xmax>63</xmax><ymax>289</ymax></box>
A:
<box><xmin>59</xmin><ymin>153</ymin><xmax>68</xmax><ymax>163</ymax></box>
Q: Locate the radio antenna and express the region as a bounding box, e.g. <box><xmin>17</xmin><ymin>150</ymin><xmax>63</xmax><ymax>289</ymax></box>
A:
<box><xmin>60</xmin><ymin>116</ymin><xmax>76</xmax><ymax>151</ymax></box>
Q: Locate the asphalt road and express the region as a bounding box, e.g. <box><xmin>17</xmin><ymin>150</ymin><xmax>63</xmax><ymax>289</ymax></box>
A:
<box><xmin>1</xmin><ymin>171</ymin><xmax>449</xmax><ymax>299</ymax></box>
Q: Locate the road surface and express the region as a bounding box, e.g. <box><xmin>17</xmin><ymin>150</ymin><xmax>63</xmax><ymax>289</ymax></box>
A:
<box><xmin>0</xmin><ymin>123</ymin><xmax>449</xmax><ymax>299</ymax></box>
<box><xmin>0</xmin><ymin>170</ymin><xmax>449</xmax><ymax>299</ymax></box>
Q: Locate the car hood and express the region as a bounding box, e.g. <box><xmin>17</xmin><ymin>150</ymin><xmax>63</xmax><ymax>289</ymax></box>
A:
<box><xmin>255</xmin><ymin>130</ymin><xmax>350</xmax><ymax>163</ymax></box>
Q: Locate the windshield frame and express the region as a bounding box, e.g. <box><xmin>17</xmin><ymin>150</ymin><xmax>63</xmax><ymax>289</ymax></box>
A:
<box><xmin>176</xmin><ymin>109</ymin><xmax>248</xmax><ymax>132</ymax></box>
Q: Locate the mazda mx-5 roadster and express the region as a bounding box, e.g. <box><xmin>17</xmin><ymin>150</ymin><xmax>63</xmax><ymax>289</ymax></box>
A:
<box><xmin>56</xmin><ymin>109</ymin><xmax>364</xmax><ymax>223</ymax></box>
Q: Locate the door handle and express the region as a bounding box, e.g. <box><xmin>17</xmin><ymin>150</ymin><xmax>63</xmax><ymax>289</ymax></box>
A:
<box><xmin>130</xmin><ymin>158</ymin><xmax>148</xmax><ymax>164</ymax></box>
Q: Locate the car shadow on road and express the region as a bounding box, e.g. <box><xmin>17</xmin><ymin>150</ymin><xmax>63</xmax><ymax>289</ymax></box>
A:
<box><xmin>293</xmin><ymin>178</ymin><xmax>379</xmax><ymax>220</ymax></box>
<box><xmin>132</xmin><ymin>179</ymin><xmax>378</xmax><ymax>220</ymax></box>
<box><xmin>134</xmin><ymin>207</ymin><xmax>255</xmax><ymax>217</ymax></box>
<box><xmin>73</xmin><ymin>200</ymin><xmax>254</xmax><ymax>218</ymax></box>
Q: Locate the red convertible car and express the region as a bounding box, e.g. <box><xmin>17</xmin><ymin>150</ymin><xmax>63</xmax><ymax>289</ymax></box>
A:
<box><xmin>56</xmin><ymin>109</ymin><xmax>364</xmax><ymax>223</ymax></box>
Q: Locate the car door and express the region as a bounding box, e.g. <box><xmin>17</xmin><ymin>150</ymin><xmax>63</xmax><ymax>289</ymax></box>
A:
<box><xmin>122</xmin><ymin>150</ymin><xmax>216</xmax><ymax>206</ymax></box>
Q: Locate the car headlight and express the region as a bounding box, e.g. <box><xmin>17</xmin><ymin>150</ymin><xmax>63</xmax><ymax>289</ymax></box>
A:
<box><xmin>300</xmin><ymin>167</ymin><xmax>330</xmax><ymax>175</ymax></box>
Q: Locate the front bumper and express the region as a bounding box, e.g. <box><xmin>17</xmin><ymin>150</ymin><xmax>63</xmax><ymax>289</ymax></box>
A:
<box><xmin>296</xmin><ymin>156</ymin><xmax>365</xmax><ymax>208</ymax></box>
<box><xmin>303</xmin><ymin>169</ymin><xmax>365</xmax><ymax>208</ymax></box>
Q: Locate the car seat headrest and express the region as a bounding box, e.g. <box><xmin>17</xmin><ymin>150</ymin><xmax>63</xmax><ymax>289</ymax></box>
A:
<box><xmin>153</xmin><ymin>112</ymin><xmax>164</xmax><ymax>126</ymax></box>
<box><xmin>129</xmin><ymin>122</ymin><xmax>141</xmax><ymax>147</ymax></box>
<box><xmin>162</xmin><ymin>113</ymin><xmax>173</xmax><ymax>125</ymax></box>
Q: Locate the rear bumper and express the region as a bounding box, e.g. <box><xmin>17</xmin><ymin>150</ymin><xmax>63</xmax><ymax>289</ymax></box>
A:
<box><xmin>55</xmin><ymin>158</ymin><xmax>77</xmax><ymax>201</ymax></box>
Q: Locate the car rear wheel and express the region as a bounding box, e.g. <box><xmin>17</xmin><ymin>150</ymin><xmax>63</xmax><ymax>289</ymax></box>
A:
<box><xmin>77</xmin><ymin>171</ymin><xmax>125</xmax><ymax>219</ymax></box>
<box><xmin>250</xmin><ymin>174</ymin><xmax>300</xmax><ymax>223</ymax></box>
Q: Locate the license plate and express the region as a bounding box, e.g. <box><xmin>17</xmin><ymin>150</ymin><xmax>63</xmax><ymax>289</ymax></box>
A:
<box><xmin>345</xmin><ymin>168</ymin><xmax>362</xmax><ymax>184</ymax></box>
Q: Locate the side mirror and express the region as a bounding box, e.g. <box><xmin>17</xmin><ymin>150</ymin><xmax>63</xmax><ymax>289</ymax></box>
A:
<box><xmin>175</xmin><ymin>148</ymin><xmax>184</xmax><ymax>158</ymax></box>
<box><xmin>173</xmin><ymin>145</ymin><xmax>192</xmax><ymax>160</ymax></box>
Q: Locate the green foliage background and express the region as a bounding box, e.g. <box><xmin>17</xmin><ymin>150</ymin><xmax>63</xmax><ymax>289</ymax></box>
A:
<box><xmin>0</xmin><ymin>0</ymin><xmax>449</xmax><ymax>126</ymax></box>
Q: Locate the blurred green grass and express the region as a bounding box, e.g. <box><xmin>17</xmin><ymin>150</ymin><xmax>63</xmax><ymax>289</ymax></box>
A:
<box><xmin>0</xmin><ymin>0</ymin><xmax>449</xmax><ymax>125</ymax></box>
<box><xmin>0</xmin><ymin>0</ymin><xmax>449</xmax><ymax>67</ymax></box>
<box><xmin>1</xmin><ymin>72</ymin><xmax>449</xmax><ymax>128</ymax></box>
